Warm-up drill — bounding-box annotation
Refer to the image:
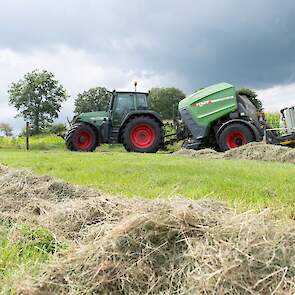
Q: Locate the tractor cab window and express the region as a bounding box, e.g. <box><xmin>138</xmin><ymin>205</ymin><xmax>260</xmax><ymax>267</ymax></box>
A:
<box><xmin>115</xmin><ymin>94</ymin><xmax>135</xmax><ymax>111</ymax></box>
<box><xmin>112</xmin><ymin>93</ymin><xmax>135</xmax><ymax>126</ymax></box>
<box><xmin>136</xmin><ymin>94</ymin><xmax>148</xmax><ymax>110</ymax></box>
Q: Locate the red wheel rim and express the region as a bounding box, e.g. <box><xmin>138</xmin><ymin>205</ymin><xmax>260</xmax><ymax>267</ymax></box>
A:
<box><xmin>75</xmin><ymin>130</ymin><xmax>93</xmax><ymax>150</ymax></box>
<box><xmin>226</xmin><ymin>131</ymin><xmax>247</xmax><ymax>149</ymax></box>
<box><xmin>130</xmin><ymin>124</ymin><xmax>155</xmax><ymax>149</ymax></box>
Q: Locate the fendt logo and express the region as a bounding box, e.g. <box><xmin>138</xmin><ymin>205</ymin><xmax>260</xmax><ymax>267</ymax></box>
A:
<box><xmin>191</xmin><ymin>100</ymin><xmax>213</xmax><ymax>107</ymax></box>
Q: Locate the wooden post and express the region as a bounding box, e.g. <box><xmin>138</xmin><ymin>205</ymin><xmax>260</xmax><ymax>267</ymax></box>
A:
<box><xmin>26</xmin><ymin>122</ymin><xmax>30</xmax><ymax>150</ymax></box>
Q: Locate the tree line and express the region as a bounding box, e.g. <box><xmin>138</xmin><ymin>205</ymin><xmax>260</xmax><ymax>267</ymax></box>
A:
<box><xmin>1</xmin><ymin>69</ymin><xmax>263</xmax><ymax>136</ymax></box>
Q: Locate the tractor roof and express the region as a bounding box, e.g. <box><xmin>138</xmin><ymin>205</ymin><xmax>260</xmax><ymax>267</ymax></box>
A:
<box><xmin>113</xmin><ymin>90</ymin><xmax>148</xmax><ymax>95</ymax></box>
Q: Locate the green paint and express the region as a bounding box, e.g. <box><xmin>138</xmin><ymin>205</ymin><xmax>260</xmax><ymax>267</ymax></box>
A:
<box><xmin>75</xmin><ymin>111</ymin><xmax>109</xmax><ymax>129</ymax></box>
<box><xmin>179</xmin><ymin>82</ymin><xmax>237</xmax><ymax>128</ymax></box>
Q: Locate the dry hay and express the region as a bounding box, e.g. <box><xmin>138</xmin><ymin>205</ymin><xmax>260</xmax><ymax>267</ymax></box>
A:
<box><xmin>2</xmin><ymin>165</ymin><xmax>295</xmax><ymax>294</ymax></box>
<box><xmin>175</xmin><ymin>148</ymin><xmax>223</xmax><ymax>160</ymax></box>
<box><xmin>20</xmin><ymin>200</ymin><xmax>295</xmax><ymax>295</ymax></box>
<box><xmin>175</xmin><ymin>142</ymin><xmax>295</xmax><ymax>164</ymax></box>
<box><xmin>225</xmin><ymin>142</ymin><xmax>295</xmax><ymax>163</ymax></box>
<box><xmin>0</xmin><ymin>165</ymin><xmax>130</xmax><ymax>240</ymax></box>
<box><xmin>41</xmin><ymin>196</ymin><xmax>132</xmax><ymax>240</ymax></box>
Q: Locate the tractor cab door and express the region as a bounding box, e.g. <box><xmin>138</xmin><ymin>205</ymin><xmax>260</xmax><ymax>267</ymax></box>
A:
<box><xmin>112</xmin><ymin>93</ymin><xmax>136</xmax><ymax>127</ymax></box>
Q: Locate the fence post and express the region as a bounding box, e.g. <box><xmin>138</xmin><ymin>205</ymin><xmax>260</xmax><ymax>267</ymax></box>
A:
<box><xmin>26</xmin><ymin>122</ymin><xmax>30</xmax><ymax>150</ymax></box>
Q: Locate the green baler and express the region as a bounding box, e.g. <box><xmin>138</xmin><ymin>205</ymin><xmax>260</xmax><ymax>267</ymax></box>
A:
<box><xmin>177</xmin><ymin>82</ymin><xmax>295</xmax><ymax>151</ymax></box>
<box><xmin>178</xmin><ymin>83</ymin><xmax>238</xmax><ymax>146</ymax></box>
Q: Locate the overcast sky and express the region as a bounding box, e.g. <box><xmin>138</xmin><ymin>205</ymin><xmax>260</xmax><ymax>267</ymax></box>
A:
<box><xmin>1</xmin><ymin>0</ymin><xmax>295</xmax><ymax>132</ymax></box>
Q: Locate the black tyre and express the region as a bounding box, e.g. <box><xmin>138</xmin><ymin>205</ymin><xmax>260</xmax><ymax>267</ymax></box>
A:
<box><xmin>65</xmin><ymin>123</ymin><xmax>97</xmax><ymax>152</ymax></box>
<box><xmin>218</xmin><ymin>123</ymin><xmax>254</xmax><ymax>152</ymax></box>
<box><xmin>122</xmin><ymin>116</ymin><xmax>163</xmax><ymax>153</ymax></box>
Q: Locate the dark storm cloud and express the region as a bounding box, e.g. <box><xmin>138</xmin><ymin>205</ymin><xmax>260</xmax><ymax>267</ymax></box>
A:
<box><xmin>1</xmin><ymin>0</ymin><xmax>295</xmax><ymax>92</ymax></box>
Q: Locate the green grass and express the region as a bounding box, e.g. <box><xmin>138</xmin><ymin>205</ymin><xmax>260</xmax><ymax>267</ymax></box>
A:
<box><xmin>0</xmin><ymin>149</ymin><xmax>295</xmax><ymax>214</ymax></box>
<box><xmin>0</xmin><ymin>134</ymin><xmax>65</xmax><ymax>150</ymax></box>
<box><xmin>0</xmin><ymin>223</ymin><xmax>62</xmax><ymax>294</ymax></box>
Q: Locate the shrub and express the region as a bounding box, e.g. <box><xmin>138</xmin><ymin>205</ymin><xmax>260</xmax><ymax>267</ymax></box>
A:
<box><xmin>265</xmin><ymin>112</ymin><xmax>280</xmax><ymax>129</ymax></box>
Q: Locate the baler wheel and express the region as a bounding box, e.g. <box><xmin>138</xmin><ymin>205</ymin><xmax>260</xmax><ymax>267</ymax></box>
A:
<box><xmin>65</xmin><ymin>123</ymin><xmax>97</xmax><ymax>152</ymax></box>
<box><xmin>218</xmin><ymin>123</ymin><xmax>254</xmax><ymax>151</ymax></box>
<box><xmin>122</xmin><ymin>116</ymin><xmax>163</xmax><ymax>153</ymax></box>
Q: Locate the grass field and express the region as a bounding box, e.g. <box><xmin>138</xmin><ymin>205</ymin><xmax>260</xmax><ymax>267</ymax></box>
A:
<box><xmin>1</xmin><ymin>149</ymin><xmax>295</xmax><ymax>214</ymax></box>
<box><xmin>1</xmin><ymin>145</ymin><xmax>295</xmax><ymax>293</ymax></box>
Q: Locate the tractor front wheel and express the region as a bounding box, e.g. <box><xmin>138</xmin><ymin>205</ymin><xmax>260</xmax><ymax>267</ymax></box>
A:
<box><xmin>65</xmin><ymin>123</ymin><xmax>97</xmax><ymax>152</ymax></box>
<box><xmin>218</xmin><ymin>123</ymin><xmax>254</xmax><ymax>151</ymax></box>
<box><xmin>122</xmin><ymin>116</ymin><xmax>163</xmax><ymax>153</ymax></box>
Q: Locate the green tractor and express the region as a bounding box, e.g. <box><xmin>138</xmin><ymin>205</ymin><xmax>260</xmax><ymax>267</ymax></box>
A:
<box><xmin>65</xmin><ymin>91</ymin><xmax>163</xmax><ymax>153</ymax></box>
<box><xmin>66</xmin><ymin>82</ymin><xmax>295</xmax><ymax>153</ymax></box>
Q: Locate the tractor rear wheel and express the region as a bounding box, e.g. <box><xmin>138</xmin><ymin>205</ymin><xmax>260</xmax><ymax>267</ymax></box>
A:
<box><xmin>218</xmin><ymin>123</ymin><xmax>254</xmax><ymax>151</ymax></box>
<box><xmin>122</xmin><ymin>116</ymin><xmax>163</xmax><ymax>153</ymax></box>
<box><xmin>65</xmin><ymin>123</ymin><xmax>97</xmax><ymax>152</ymax></box>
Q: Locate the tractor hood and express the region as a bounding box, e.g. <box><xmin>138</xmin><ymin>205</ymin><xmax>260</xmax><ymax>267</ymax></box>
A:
<box><xmin>75</xmin><ymin>111</ymin><xmax>109</xmax><ymax>128</ymax></box>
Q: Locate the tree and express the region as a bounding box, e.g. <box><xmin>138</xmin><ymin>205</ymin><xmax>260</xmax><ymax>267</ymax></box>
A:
<box><xmin>0</xmin><ymin>123</ymin><xmax>13</xmax><ymax>136</ymax></box>
<box><xmin>238</xmin><ymin>88</ymin><xmax>263</xmax><ymax>111</ymax></box>
<box><xmin>8</xmin><ymin>70</ymin><xmax>67</xmax><ymax>134</ymax></box>
<box><xmin>74</xmin><ymin>87</ymin><xmax>112</xmax><ymax>114</ymax></box>
<box><xmin>149</xmin><ymin>87</ymin><xmax>186</xmax><ymax>120</ymax></box>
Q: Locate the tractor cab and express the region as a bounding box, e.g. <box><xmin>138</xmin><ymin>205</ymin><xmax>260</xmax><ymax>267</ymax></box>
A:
<box><xmin>110</xmin><ymin>91</ymin><xmax>149</xmax><ymax>127</ymax></box>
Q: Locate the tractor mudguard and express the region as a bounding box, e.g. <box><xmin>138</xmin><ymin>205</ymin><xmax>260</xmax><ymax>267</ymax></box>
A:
<box><xmin>120</xmin><ymin>111</ymin><xmax>164</xmax><ymax>129</ymax></box>
<box><xmin>216</xmin><ymin>119</ymin><xmax>263</xmax><ymax>142</ymax></box>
